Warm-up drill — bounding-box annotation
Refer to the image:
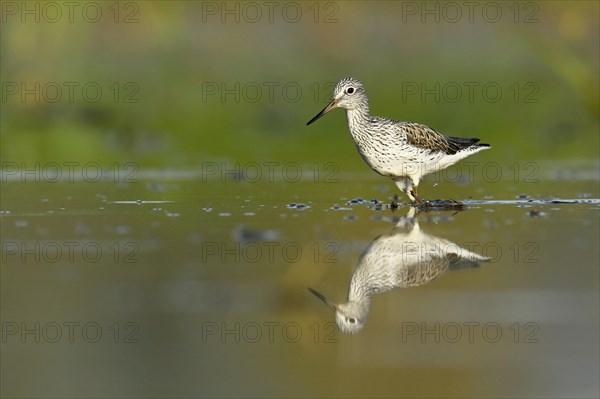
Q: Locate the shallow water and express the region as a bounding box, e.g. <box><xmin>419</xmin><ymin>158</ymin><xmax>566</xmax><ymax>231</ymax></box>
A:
<box><xmin>1</xmin><ymin>170</ymin><xmax>599</xmax><ymax>398</ymax></box>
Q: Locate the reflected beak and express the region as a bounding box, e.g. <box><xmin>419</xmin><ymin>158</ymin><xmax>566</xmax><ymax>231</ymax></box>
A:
<box><xmin>308</xmin><ymin>287</ymin><xmax>337</xmax><ymax>311</ymax></box>
<box><xmin>306</xmin><ymin>100</ymin><xmax>338</xmax><ymax>126</ymax></box>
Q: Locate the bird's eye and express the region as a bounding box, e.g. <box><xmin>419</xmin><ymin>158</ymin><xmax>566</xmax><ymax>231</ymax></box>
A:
<box><xmin>347</xmin><ymin>317</ymin><xmax>356</xmax><ymax>324</ymax></box>
<box><xmin>346</xmin><ymin>87</ymin><xmax>354</xmax><ymax>94</ymax></box>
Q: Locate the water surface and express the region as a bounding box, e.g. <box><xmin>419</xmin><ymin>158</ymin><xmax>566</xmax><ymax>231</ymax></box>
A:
<box><xmin>1</xmin><ymin>170</ymin><xmax>599</xmax><ymax>398</ymax></box>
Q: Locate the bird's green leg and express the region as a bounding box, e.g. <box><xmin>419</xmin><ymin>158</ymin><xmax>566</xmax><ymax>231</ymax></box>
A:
<box><xmin>411</xmin><ymin>187</ymin><xmax>425</xmax><ymax>204</ymax></box>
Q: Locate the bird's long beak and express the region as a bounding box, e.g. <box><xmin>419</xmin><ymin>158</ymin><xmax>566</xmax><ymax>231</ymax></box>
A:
<box><xmin>306</xmin><ymin>99</ymin><xmax>338</xmax><ymax>126</ymax></box>
<box><xmin>308</xmin><ymin>287</ymin><xmax>337</xmax><ymax>311</ymax></box>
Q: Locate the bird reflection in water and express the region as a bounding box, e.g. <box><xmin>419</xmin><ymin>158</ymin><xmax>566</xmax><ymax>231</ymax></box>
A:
<box><xmin>309</xmin><ymin>208</ymin><xmax>490</xmax><ymax>334</ymax></box>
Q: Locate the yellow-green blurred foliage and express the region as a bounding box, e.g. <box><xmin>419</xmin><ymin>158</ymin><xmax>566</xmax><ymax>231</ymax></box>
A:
<box><xmin>1</xmin><ymin>1</ymin><xmax>598</xmax><ymax>168</ymax></box>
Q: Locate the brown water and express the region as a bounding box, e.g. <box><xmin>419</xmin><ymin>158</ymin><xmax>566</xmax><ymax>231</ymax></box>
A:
<box><xmin>1</xmin><ymin>170</ymin><xmax>599</xmax><ymax>398</ymax></box>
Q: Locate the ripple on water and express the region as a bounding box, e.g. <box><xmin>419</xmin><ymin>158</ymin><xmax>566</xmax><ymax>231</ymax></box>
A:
<box><xmin>347</xmin><ymin>198</ymin><xmax>381</xmax><ymax>206</ymax></box>
<box><xmin>331</xmin><ymin>205</ymin><xmax>353</xmax><ymax>211</ymax></box>
<box><xmin>287</xmin><ymin>203</ymin><xmax>310</xmax><ymax>210</ymax></box>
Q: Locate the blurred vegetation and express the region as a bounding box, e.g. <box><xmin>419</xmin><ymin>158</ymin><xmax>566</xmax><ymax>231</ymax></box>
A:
<box><xmin>1</xmin><ymin>1</ymin><xmax>598</xmax><ymax>170</ymax></box>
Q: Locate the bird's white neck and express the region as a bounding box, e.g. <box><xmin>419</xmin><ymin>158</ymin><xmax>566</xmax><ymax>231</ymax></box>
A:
<box><xmin>345</xmin><ymin>107</ymin><xmax>371</xmax><ymax>139</ymax></box>
<box><xmin>348</xmin><ymin>277</ymin><xmax>374</xmax><ymax>304</ymax></box>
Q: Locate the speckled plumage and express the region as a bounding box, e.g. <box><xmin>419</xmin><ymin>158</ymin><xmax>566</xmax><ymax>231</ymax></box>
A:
<box><xmin>310</xmin><ymin>208</ymin><xmax>490</xmax><ymax>334</ymax></box>
<box><xmin>307</xmin><ymin>77</ymin><xmax>490</xmax><ymax>202</ymax></box>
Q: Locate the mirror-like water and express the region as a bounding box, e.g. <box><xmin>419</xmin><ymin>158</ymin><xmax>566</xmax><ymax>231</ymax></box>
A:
<box><xmin>1</xmin><ymin>172</ymin><xmax>598</xmax><ymax>398</ymax></box>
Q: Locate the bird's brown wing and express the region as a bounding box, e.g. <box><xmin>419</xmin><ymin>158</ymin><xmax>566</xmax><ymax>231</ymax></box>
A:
<box><xmin>402</xmin><ymin>122</ymin><xmax>483</xmax><ymax>155</ymax></box>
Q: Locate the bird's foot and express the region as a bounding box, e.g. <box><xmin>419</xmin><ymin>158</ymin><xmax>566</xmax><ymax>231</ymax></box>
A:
<box><xmin>410</xmin><ymin>192</ymin><xmax>466</xmax><ymax>212</ymax></box>
<box><xmin>410</xmin><ymin>190</ymin><xmax>427</xmax><ymax>207</ymax></box>
<box><xmin>443</xmin><ymin>199</ymin><xmax>466</xmax><ymax>212</ymax></box>
<box><xmin>414</xmin><ymin>199</ymin><xmax>433</xmax><ymax>211</ymax></box>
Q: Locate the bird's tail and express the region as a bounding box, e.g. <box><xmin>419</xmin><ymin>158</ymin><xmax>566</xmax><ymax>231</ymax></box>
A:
<box><xmin>447</xmin><ymin>136</ymin><xmax>491</xmax><ymax>151</ymax></box>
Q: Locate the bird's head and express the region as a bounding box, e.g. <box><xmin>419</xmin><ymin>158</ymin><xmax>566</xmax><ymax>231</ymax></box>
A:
<box><xmin>308</xmin><ymin>287</ymin><xmax>369</xmax><ymax>334</ymax></box>
<box><xmin>306</xmin><ymin>77</ymin><xmax>367</xmax><ymax>125</ymax></box>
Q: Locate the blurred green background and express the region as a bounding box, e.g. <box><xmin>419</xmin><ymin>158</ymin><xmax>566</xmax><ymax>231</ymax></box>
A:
<box><xmin>1</xmin><ymin>1</ymin><xmax>598</xmax><ymax>171</ymax></box>
<box><xmin>1</xmin><ymin>3</ymin><xmax>599</xmax><ymax>398</ymax></box>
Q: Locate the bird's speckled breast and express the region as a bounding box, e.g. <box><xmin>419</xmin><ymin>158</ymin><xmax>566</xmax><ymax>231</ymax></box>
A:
<box><xmin>347</xmin><ymin>113</ymin><xmax>418</xmax><ymax>178</ymax></box>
